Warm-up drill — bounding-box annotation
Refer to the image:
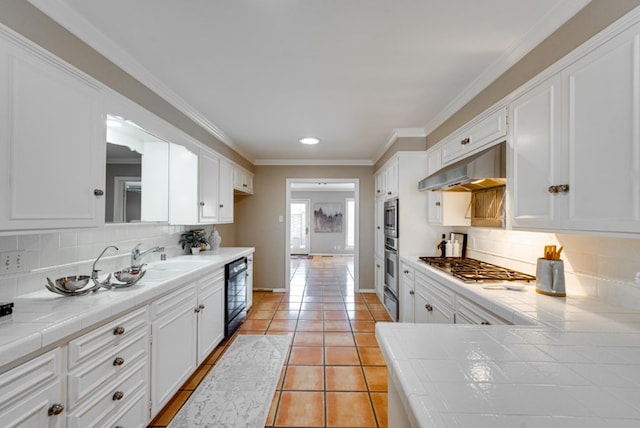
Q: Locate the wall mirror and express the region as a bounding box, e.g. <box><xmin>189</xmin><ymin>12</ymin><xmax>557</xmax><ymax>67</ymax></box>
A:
<box><xmin>105</xmin><ymin>114</ymin><xmax>169</xmax><ymax>223</ymax></box>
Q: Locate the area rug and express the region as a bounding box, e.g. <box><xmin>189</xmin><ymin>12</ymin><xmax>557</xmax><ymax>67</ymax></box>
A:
<box><xmin>168</xmin><ymin>335</ymin><xmax>292</xmax><ymax>428</ymax></box>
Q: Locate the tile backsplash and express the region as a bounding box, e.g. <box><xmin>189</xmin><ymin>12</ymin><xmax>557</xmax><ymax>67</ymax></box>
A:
<box><xmin>0</xmin><ymin>223</ymin><xmax>216</xmax><ymax>301</ymax></box>
<box><xmin>462</xmin><ymin>228</ymin><xmax>640</xmax><ymax>310</ymax></box>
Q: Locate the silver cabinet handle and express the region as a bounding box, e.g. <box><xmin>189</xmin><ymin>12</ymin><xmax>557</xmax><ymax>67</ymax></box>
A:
<box><xmin>113</xmin><ymin>326</ymin><xmax>125</xmax><ymax>336</ymax></box>
<box><xmin>548</xmin><ymin>185</ymin><xmax>559</xmax><ymax>194</ymax></box>
<box><xmin>48</xmin><ymin>403</ymin><xmax>64</xmax><ymax>416</ymax></box>
<box><xmin>435</xmin><ymin>201</ymin><xmax>441</xmax><ymax>206</ymax></box>
<box><xmin>219</xmin><ymin>204</ymin><xmax>224</xmax><ymax>208</ymax></box>
<box><xmin>403</xmin><ymin>270</ymin><xmax>409</xmax><ymax>274</ymax></box>
<box><xmin>481</xmin><ymin>321</ymin><xmax>491</xmax><ymax>325</ymax></box>
<box><xmin>409</xmin><ymin>290</ymin><xmax>415</xmax><ymax>295</ymax></box>
<box><xmin>199</xmin><ymin>201</ymin><xmax>205</xmax><ymax>206</ymax></box>
<box><xmin>199</xmin><ymin>303</ymin><xmax>205</xmax><ymax>310</ymax></box>
<box><xmin>425</xmin><ymin>304</ymin><xmax>433</xmax><ymax>312</ymax></box>
<box><xmin>461</xmin><ymin>137</ymin><xmax>470</xmax><ymax>145</ymax></box>
<box><xmin>94</xmin><ymin>189</ymin><xmax>104</xmax><ymax>196</ymax></box>
<box><xmin>558</xmin><ymin>184</ymin><xmax>570</xmax><ymax>193</ymax></box>
<box><xmin>113</xmin><ymin>357</ymin><xmax>125</xmax><ymax>366</ymax></box>
<box><xmin>112</xmin><ymin>391</ymin><xmax>124</xmax><ymax>401</ymax></box>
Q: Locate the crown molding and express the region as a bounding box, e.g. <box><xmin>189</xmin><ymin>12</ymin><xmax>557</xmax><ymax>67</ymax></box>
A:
<box><xmin>254</xmin><ymin>159</ymin><xmax>374</xmax><ymax>166</ymax></box>
<box><xmin>422</xmin><ymin>0</ymin><xmax>591</xmax><ymax>138</ymax></box>
<box><xmin>374</xmin><ymin>127</ymin><xmax>427</xmax><ymax>163</ymax></box>
<box><xmin>26</xmin><ymin>0</ymin><xmax>244</xmax><ymax>155</ymax></box>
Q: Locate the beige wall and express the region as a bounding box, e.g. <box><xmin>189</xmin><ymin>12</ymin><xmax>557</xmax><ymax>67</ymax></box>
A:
<box><xmin>234</xmin><ymin>165</ymin><xmax>375</xmax><ymax>291</ymax></box>
<box><xmin>375</xmin><ymin>136</ymin><xmax>426</xmax><ymax>170</ymax></box>
<box><xmin>0</xmin><ymin>0</ymin><xmax>253</xmax><ymax>171</ymax></box>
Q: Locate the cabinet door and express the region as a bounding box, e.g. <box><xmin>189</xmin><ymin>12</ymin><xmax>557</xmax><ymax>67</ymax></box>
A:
<box><xmin>196</xmin><ymin>272</ymin><xmax>225</xmax><ymax>364</ymax></box>
<box><xmin>0</xmin><ymin>349</ymin><xmax>64</xmax><ymax>428</ymax></box>
<box><xmin>374</xmin><ymin>257</ymin><xmax>384</xmax><ymax>301</ymax></box>
<box><xmin>150</xmin><ymin>285</ymin><xmax>197</xmax><ymax>414</ymax></box>
<box><xmin>0</xmin><ymin>42</ymin><xmax>105</xmax><ymax>231</ymax></box>
<box><xmin>385</xmin><ymin>159</ymin><xmax>399</xmax><ymax>199</ymax></box>
<box><xmin>374</xmin><ymin>171</ymin><xmax>385</xmax><ymax>198</ymax></box>
<box><xmin>562</xmin><ymin>24</ymin><xmax>640</xmax><ymax>233</ymax></box>
<box><xmin>374</xmin><ymin>197</ymin><xmax>384</xmax><ymax>260</ymax></box>
<box><xmin>198</xmin><ymin>149</ymin><xmax>220</xmax><ymax>223</ymax></box>
<box><xmin>218</xmin><ymin>160</ymin><xmax>234</xmax><ymax>223</ymax></box>
<box><xmin>169</xmin><ymin>143</ymin><xmax>199</xmax><ymax>225</ymax></box>
<box><xmin>246</xmin><ymin>255</ymin><xmax>254</xmax><ymax>309</ymax></box>
<box><xmin>399</xmin><ymin>264</ymin><xmax>414</xmax><ymax>323</ymax></box>
<box><xmin>233</xmin><ymin>168</ymin><xmax>254</xmax><ymax>194</ymax></box>
<box><xmin>509</xmin><ymin>74</ymin><xmax>563</xmax><ymax>229</ymax></box>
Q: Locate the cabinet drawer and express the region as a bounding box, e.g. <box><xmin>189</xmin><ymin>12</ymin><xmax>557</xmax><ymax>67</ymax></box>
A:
<box><xmin>415</xmin><ymin>271</ymin><xmax>454</xmax><ymax>306</ymax></box>
<box><xmin>68</xmin><ymin>307</ymin><xmax>148</xmax><ymax>369</ymax></box>
<box><xmin>0</xmin><ymin>349</ymin><xmax>62</xmax><ymax>416</ymax></box>
<box><xmin>102</xmin><ymin>386</ymin><xmax>148</xmax><ymax>428</ymax></box>
<box><xmin>442</xmin><ymin>106</ymin><xmax>507</xmax><ymax>165</ymax></box>
<box><xmin>68</xmin><ymin>329</ymin><xmax>148</xmax><ymax>408</ymax></box>
<box><xmin>197</xmin><ymin>269</ymin><xmax>224</xmax><ymax>293</ymax></box>
<box><xmin>455</xmin><ymin>295</ymin><xmax>510</xmax><ymax>325</ymax></box>
<box><xmin>400</xmin><ymin>264</ymin><xmax>414</xmax><ymax>281</ymax></box>
<box><xmin>67</xmin><ymin>361</ymin><xmax>147</xmax><ymax>428</ymax></box>
<box><xmin>149</xmin><ymin>282</ymin><xmax>196</xmax><ymax>320</ymax></box>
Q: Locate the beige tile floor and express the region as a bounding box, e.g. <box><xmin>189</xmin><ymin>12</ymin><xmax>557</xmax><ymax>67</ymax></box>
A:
<box><xmin>149</xmin><ymin>255</ymin><xmax>391</xmax><ymax>428</ymax></box>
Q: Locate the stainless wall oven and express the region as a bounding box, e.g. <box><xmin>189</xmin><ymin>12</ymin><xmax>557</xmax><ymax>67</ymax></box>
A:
<box><xmin>383</xmin><ymin>200</ymin><xmax>399</xmax><ymax>322</ymax></box>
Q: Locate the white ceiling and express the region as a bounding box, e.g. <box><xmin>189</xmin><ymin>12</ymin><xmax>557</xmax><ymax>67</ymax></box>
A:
<box><xmin>30</xmin><ymin>0</ymin><xmax>589</xmax><ymax>165</ymax></box>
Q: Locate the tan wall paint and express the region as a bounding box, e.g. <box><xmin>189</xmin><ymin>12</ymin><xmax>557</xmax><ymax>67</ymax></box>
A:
<box><xmin>234</xmin><ymin>165</ymin><xmax>375</xmax><ymax>291</ymax></box>
<box><xmin>374</xmin><ymin>136</ymin><xmax>426</xmax><ymax>170</ymax></box>
<box><xmin>427</xmin><ymin>0</ymin><xmax>640</xmax><ymax>147</ymax></box>
<box><xmin>0</xmin><ymin>0</ymin><xmax>253</xmax><ymax>171</ymax></box>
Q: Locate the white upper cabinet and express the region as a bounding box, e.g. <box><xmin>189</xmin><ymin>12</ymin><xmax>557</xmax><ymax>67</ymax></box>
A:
<box><xmin>509</xmin><ymin>20</ymin><xmax>640</xmax><ymax>234</ymax></box>
<box><xmin>441</xmin><ymin>105</ymin><xmax>507</xmax><ymax>165</ymax></box>
<box><xmin>425</xmin><ymin>145</ymin><xmax>470</xmax><ymax>226</ymax></box>
<box><xmin>233</xmin><ymin>166</ymin><xmax>253</xmax><ymax>194</ymax></box>
<box><xmin>198</xmin><ymin>149</ymin><xmax>220</xmax><ymax>224</ymax></box>
<box><xmin>168</xmin><ymin>143</ymin><xmax>199</xmax><ymax>225</ymax></box>
<box><xmin>0</xmin><ymin>38</ymin><xmax>105</xmax><ymax>231</ymax></box>
<box><xmin>218</xmin><ymin>159</ymin><xmax>234</xmax><ymax>223</ymax></box>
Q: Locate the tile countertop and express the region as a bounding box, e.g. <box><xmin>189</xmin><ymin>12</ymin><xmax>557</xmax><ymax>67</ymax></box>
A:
<box><xmin>375</xmin><ymin>256</ymin><xmax>640</xmax><ymax>428</ymax></box>
<box><xmin>0</xmin><ymin>247</ymin><xmax>254</xmax><ymax>371</ymax></box>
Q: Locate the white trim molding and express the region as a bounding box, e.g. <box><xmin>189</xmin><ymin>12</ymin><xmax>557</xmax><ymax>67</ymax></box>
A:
<box><xmin>254</xmin><ymin>159</ymin><xmax>374</xmax><ymax>166</ymax></box>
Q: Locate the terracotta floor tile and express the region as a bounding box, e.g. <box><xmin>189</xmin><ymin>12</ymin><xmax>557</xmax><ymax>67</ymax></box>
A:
<box><xmin>367</xmin><ymin>303</ymin><xmax>386</xmax><ymax>312</ymax></box>
<box><xmin>203</xmin><ymin>345</ymin><xmax>227</xmax><ymax>365</ymax></box>
<box><xmin>359</xmin><ymin>347</ymin><xmax>386</xmax><ymax>366</ymax></box>
<box><xmin>324</xmin><ymin>332</ymin><xmax>355</xmax><ymax>347</ymax></box>
<box><xmin>239</xmin><ymin>319</ymin><xmax>270</xmax><ymax>331</ymax></box>
<box><xmin>363</xmin><ymin>366</ymin><xmax>388</xmax><ymax>391</ymax></box>
<box><xmin>345</xmin><ymin>303</ymin><xmax>368</xmax><ymax>311</ymax></box>
<box><xmin>298</xmin><ymin>310</ymin><xmax>323</xmax><ymax>320</ymax></box>
<box><xmin>266</xmin><ymin>391</ymin><xmax>280</xmax><ymax>427</ymax></box>
<box><xmin>348</xmin><ymin>310</ymin><xmax>374</xmax><ymax>320</ymax></box>
<box><xmin>296</xmin><ymin>320</ymin><xmax>324</xmax><ymax>332</ymax></box>
<box><xmin>350</xmin><ymin>320</ymin><xmax>376</xmax><ymax>332</ymax></box>
<box><xmin>247</xmin><ymin>310</ymin><xmax>276</xmax><ymax>319</ymax></box>
<box><xmin>325</xmin><ymin>366</ymin><xmax>367</xmax><ymax>391</ymax></box>
<box><xmin>148</xmin><ymin>390</ymin><xmax>191</xmax><ymax>426</ymax></box>
<box><xmin>277</xmin><ymin>366</ymin><xmax>286</xmax><ymax>390</ymax></box>
<box><xmin>325</xmin><ymin>346</ymin><xmax>360</xmax><ymax>365</ymax></box>
<box><xmin>323</xmin><ymin>303</ymin><xmax>346</xmax><ymax>311</ymax></box>
<box><xmin>182</xmin><ymin>364</ymin><xmax>212</xmax><ymax>390</ymax></box>
<box><xmin>268</xmin><ymin>319</ymin><xmax>298</xmax><ymax>332</ymax></box>
<box><xmin>322</xmin><ymin>296</ymin><xmax>344</xmax><ymax>302</ymax></box>
<box><xmin>323</xmin><ymin>320</ymin><xmax>351</xmax><ymax>332</ymax></box>
<box><xmin>302</xmin><ymin>296</ymin><xmax>324</xmax><ymax>302</ymax></box>
<box><xmin>293</xmin><ymin>332</ymin><xmax>324</xmax><ymax>347</ymax></box>
<box><xmin>326</xmin><ymin>392</ymin><xmax>377</xmax><ymax>427</ymax></box>
<box><xmin>362</xmin><ymin>294</ymin><xmax>382</xmax><ymax>303</ymax></box>
<box><xmin>370</xmin><ymin>392</ymin><xmax>388</xmax><ymax>427</ymax></box>
<box><xmin>255</xmin><ymin>301</ymin><xmax>280</xmax><ymax>311</ymax></box>
<box><xmin>278</xmin><ymin>302</ymin><xmax>302</xmax><ymax>311</ymax></box>
<box><xmin>283</xmin><ymin>365</ymin><xmax>324</xmax><ymax>390</ymax></box>
<box><xmin>300</xmin><ymin>302</ymin><xmax>323</xmax><ymax>311</ymax></box>
<box><xmin>289</xmin><ymin>347</ymin><xmax>324</xmax><ymax>365</ymax></box>
<box><xmin>324</xmin><ymin>310</ymin><xmax>348</xmax><ymax>320</ymax></box>
<box><xmin>371</xmin><ymin>310</ymin><xmax>393</xmax><ymax>321</ymax></box>
<box><xmin>273</xmin><ymin>310</ymin><xmax>299</xmax><ymax>320</ymax></box>
<box><xmin>354</xmin><ymin>332</ymin><xmax>379</xmax><ymax>347</ymax></box>
<box><xmin>275</xmin><ymin>391</ymin><xmax>325</xmax><ymax>427</ymax></box>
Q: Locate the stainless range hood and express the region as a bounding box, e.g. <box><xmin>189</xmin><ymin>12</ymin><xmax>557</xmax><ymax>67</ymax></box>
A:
<box><xmin>419</xmin><ymin>142</ymin><xmax>506</xmax><ymax>192</ymax></box>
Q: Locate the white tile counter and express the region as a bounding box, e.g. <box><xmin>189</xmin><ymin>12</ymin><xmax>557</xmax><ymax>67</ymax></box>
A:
<box><xmin>0</xmin><ymin>247</ymin><xmax>254</xmax><ymax>370</ymax></box>
<box><xmin>376</xmin><ymin>256</ymin><xmax>640</xmax><ymax>427</ymax></box>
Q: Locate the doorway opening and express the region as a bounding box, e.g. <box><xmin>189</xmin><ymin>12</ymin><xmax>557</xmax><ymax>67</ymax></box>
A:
<box><xmin>285</xmin><ymin>178</ymin><xmax>360</xmax><ymax>292</ymax></box>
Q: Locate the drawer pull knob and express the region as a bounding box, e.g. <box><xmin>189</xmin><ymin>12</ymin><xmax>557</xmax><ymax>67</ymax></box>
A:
<box><xmin>113</xmin><ymin>357</ymin><xmax>125</xmax><ymax>366</ymax></box>
<box><xmin>48</xmin><ymin>403</ymin><xmax>64</xmax><ymax>416</ymax></box>
<box><xmin>481</xmin><ymin>321</ymin><xmax>491</xmax><ymax>325</ymax></box>
<box><xmin>199</xmin><ymin>201</ymin><xmax>205</xmax><ymax>206</ymax></box>
<box><xmin>113</xmin><ymin>326</ymin><xmax>125</xmax><ymax>336</ymax></box>
<box><xmin>409</xmin><ymin>290</ymin><xmax>415</xmax><ymax>295</ymax></box>
<box><xmin>558</xmin><ymin>184</ymin><xmax>570</xmax><ymax>193</ymax></box>
<box><xmin>93</xmin><ymin>189</ymin><xmax>104</xmax><ymax>196</ymax></box>
<box><xmin>113</xmin><ymin>391</ymin><xmax>124</xmax><ymax>401</ymax></box>
<box><xmin>548</xmin><ymin>185</ymin><xmax>559</xmax><ymax>194</ymax></box>
<box><xmin>425</xmin><ymin>304</ymin><xmax>433</xmax><ymax>312</ymax></box>
<box><xmin>199</xmin><ymin>303</ymin><xmax>205</xmax><ymax>310</ymax></box>
<box><xmin>461</xmin><ymin>137</ymin><xmax>470</xmax><ymax>145</ymax></box>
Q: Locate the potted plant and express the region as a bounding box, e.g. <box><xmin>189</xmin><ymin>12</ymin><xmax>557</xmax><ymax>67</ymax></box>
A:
<box><xmin>179</xmin><ymin>229</ymin><xmax>207</xmax><ymax>254</ymax></box>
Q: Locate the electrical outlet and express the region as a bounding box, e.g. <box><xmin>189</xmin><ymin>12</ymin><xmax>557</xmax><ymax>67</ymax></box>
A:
<box><xmin>1</xmin><ymin>250</ymin><xmax>27</xmax><ymax>274</ymax></box>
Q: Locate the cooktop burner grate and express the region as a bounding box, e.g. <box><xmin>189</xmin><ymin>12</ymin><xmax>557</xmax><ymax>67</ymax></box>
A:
<box><xmin>419</xmin><ymin>257</ymin><xmax>536</xmax><ymax>283</ymax></box>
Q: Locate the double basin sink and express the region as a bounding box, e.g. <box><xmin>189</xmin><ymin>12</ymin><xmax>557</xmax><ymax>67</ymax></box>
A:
<box><xmin>135</xmin><ymin>258</ymin><xmax>212</xmax><ymax>283</ymax></box>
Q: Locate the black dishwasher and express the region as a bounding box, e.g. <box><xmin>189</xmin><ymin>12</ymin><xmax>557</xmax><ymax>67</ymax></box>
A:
<box><xmin>224</xmin><ymin>257</ymin><xmax>248</xmax><ymax>337</ymax></box>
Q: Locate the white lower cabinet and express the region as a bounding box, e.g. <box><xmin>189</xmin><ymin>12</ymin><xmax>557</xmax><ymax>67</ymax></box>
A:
<box><xmin>413</xmin><ymin>271</ymin><xmax>454</xmax><ymax>324</ymax></box>
<box><xmin>455</xmin><ymin>295</ymin><xmax>510</xmax><ymax>325</ymax></box>
<box><xmin>0</xmin><ymin>349</ymin><xmax>64</xmax><ymax>428</ymax></box>
<box><xmin>67</xmin><ymin>307</ymin><xmax>149</xmax><ymax>428</ymax></box>
<box><xmin>196</xmin><ymin>270</ymin><xmax>225</xmax><ymax>365</ymax></box>
<box><xmin>399</xmin><ymin>263</ymin><xmax>414</xmax><ymax>323</ymax></box>
<box><xmin>246</xmin><ymin>255</ymin><xmax>254</xmax><ymax>310</ymax></box>
<box><xmin>150</xmin><ymin>283</ymin><xmax>198</xmax><ymax>415</ymax></box>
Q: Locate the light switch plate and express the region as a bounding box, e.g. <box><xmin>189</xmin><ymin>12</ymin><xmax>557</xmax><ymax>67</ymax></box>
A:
<box><xmin>1</xmin><ymin>250</ymin><xmax>27</xmax><ymax>274</ymax></box>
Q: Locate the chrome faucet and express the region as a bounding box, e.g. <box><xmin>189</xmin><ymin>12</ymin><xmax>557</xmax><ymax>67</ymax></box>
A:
<box><xmin>131</xmin><ymin>243</ymin><xmax>165</xmax><ymax>268</ymax></box>
<box><xmin>92</xmin><ymin>245</ymin><xmax>119</xmax><ymax>280</ymax></box>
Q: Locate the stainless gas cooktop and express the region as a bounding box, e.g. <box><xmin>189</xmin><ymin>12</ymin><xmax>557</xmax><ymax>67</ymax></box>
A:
<box><xmin>419</xmin><ymin>257</ymin><xmax>536</xmax><ymax>283</ymax></box>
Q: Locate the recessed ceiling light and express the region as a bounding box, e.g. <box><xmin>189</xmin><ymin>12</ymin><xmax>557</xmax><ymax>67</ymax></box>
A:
<box><xmin>299</xmin><ymin>137</ymin><xmax>320</xmax><ymax>145</ymax></box>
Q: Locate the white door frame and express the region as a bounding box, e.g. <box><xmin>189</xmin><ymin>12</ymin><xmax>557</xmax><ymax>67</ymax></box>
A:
<box><xmin>285</xmin><ymin>178</ymin><xmax>360</xmax><ymax>292</ymax></box>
